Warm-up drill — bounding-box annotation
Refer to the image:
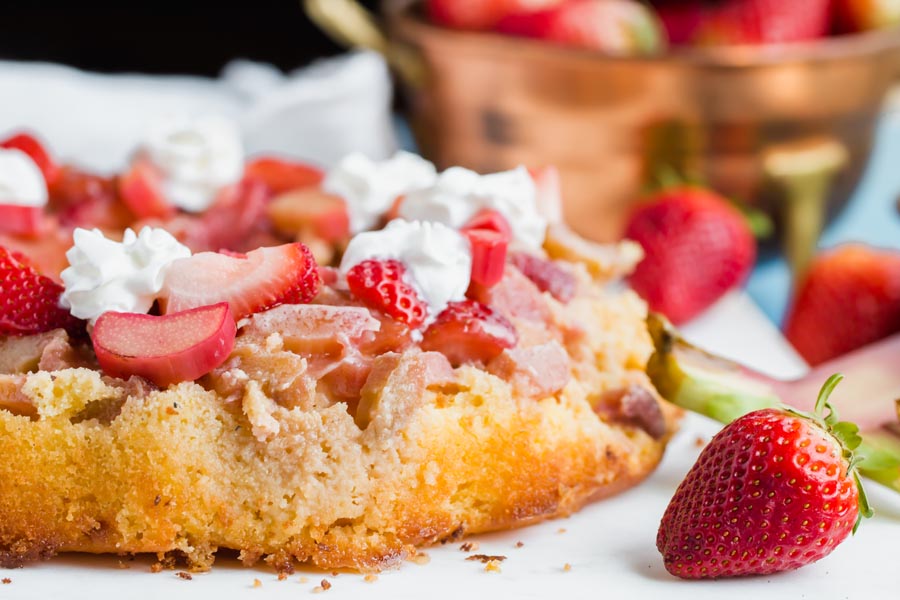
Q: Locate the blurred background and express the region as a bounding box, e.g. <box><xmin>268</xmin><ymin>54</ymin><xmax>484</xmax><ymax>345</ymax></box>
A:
<box><xmin>0</xmin><ymin>1</ymin><xmax>378</xmax><ymax>74</ymax></box>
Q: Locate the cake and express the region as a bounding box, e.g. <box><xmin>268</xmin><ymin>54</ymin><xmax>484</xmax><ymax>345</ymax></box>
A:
<box><xmin>0</xmin><ymin>119</ymin><xmax>679</xmax><ymax>572</ymax></box>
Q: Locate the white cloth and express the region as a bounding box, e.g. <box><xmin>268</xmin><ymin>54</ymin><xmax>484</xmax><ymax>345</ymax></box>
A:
<box><xmin>0</xmin><ymin>51</ymin><xmax>397</xmax><ymax>172</ymax></box>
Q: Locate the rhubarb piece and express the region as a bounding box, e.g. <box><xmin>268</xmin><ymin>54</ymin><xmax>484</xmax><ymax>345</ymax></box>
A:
<box><xmin>92</xmin><ymin>302</ymin><xmax>236</xmax><ymax>388</ymax></box>
<box><xmin>51</xmin><ymin>167</ymin><xmax>133</xmax><ymax>232</ymax></box>
<box><xmin>646</xmin><ymin>313</ymin><xmax>900</xmax><ymax>494</ymax></box>
<box><xmin>245</xmin><ymin>156</ymin><xmax>324</xmax><ymax>195</ymax></box>
<box><xmin>421</xmin><ymin>299</ymin><xmax>517</xmax><ymax>365</ymax></box>
<box><xmin>160</xmin><ymin>242</ymin><xmax>319</xmax><ymax>319</ymax></box>
<box><xmin>510</xmin><ymin>252</ymin><xmax>576</xmax><ymax>303</ymax></box>
<box><xmin>118</xmin><ymin>157</ymin><xmax>175</xmax><ymax>220</ymax></box>
<box><xmin>346</xmin><ymin>259</ymin><xmax>428</xmax><ymax>328</ymax></box>
<box><xmin>0</xmin><ymin>132</ymin><xmax>59</xmax><ymax>186</ymax></box>
<box><xmin>0</xmin><ymin>205</ymin><xmax>46</xmax><ymax>237</ymax></box>
<box><xmin>267</xmin><ymin>188</ymin><xmax>350</xmax><ymax>243</ymax></box>
<box><xmin>462</xmin><ymin>210</ymin><xmax>511</xmax><ymax>288</ymax></box>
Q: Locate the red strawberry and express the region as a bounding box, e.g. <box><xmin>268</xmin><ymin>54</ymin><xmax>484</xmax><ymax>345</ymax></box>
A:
<box><xmin>118</xmin><ymin>157</ymin><xmax>175</xmax><ymax>220</ymax></box>
<box><xmin>160</xmin><ymin>242</ymin><xmax>319</xmax><ymax>319</ymax></box>
<box><xmin>784</xmin><ymin>244</ymin><xmax>900</xmax><ymax>366</ymax></box>
<box><xmin>498</xmin><ymin>0</ymin><xmax>666</xmax><ymax>54</ymax></box>
<box><xmin>428</xmin><ymin>0</ymin><xmax>563</xmax><ymax>31</ymax></box>
<box><xmin>510</xmin><ymin>251</ymin><xmax>576</xmax><ymax>303</ymax></box>
<box><xmin>245</xmin><ymin>156</ymin><xmax>324</xmax><ymax>195</ymax></box>
<box><xmin>657</xmin><ymin>375</ymin><xmax>870</xmax><ymax>579</ymax></box>
<box><xmin>462</xmin><ymin>209</ymin><xmax>512</xmax><ymax>288</ymax></box>
<box><xmin>625</xmin><ymin>185</ymin><xmax>756</xmax><ymax>324</ymax></box>
<box><xmin>0</xmin><ymin>205</ymin><xmax>47</xmax><ymax>237</ymax></box>
<box><xmin>346</xmin><ymin>259</ymin><xmax>428</xmax><ymax>328</ymax></box>
<box><xmin>653</xmin><ymin>0</ymin><xmax>832</xmax><ymax>45</ymax></box>
<box><xmin>0</xmin><ymin>245</ymin><xmax>82</xmax><ymax>336</ymax></box>
<box><xmin>421</xmin><ymin>299</ymin><xmax>518</xmax><ymax>365</ymax></box>
<box><xmin>834</xmin><ymin>0</ymin><xmax>900</xmax><ymax>32</ymax></box>
<box><xmin>0</xmin><ymin>132</ymin><xmax>59</xmax><ymax>186</ymax></box>
<box><xmin>93</xmin><ymin>302</ymin><xmax>236</xmax><ymax>388</ymax></box>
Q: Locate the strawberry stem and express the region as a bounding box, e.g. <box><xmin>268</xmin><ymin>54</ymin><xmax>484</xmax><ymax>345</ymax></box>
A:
<box><xmin>647</xmin><ymin>314</ymin><xmax>900</xmax><ymax>501</ymax></box>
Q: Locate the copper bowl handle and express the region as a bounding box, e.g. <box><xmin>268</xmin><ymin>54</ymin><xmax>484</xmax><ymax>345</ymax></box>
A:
<box><xmin>764</xmin><ymin>137</ymin><xmax>849</xmax><ymax>289</ymax></box>
<box><xmin>303</xmin><ymin>0</ymin><xmax>426</xmax><ymax>87</ymax></box>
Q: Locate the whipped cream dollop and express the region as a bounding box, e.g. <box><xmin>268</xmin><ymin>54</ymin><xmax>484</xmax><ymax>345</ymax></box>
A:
<box><xmin>0</xmin><ymin>148</ymin><xmax>48</xmax><ymax>207</ymax></box>
<box><xmin>399</xmin><ymin>166</ymin><xmax>547</xmax><ymax>249</ymax></box>
<box><xmin>140</xmin><ymin>115</ymin><xmax>244</xmax><ymax>213</ymax></box>
<box><xmin>340</xmin><ymin>219</ymin><xmax>471</xmax><ymax>319</ymax></box>
<box><xmin>61</xmin><ymin>227</ymin><xmax>191</xmax><ymax>323</ymax></box>
<box><xmin>322</xmin><ymin>151</ymin><xmax>438</xmax><ymax>233</ymax></box>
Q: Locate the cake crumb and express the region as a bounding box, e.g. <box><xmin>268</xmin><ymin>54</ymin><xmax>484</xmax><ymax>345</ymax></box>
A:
<box><xmin>695</xmin><ymin>436</ymin><xmax>707</xmax><ymax>448</ymax></box>
<box><xmin>1</xmin><ymin>578</ymin><xmax>10</xmax><ymax>584</ymax></box>
<box><xmin>299</xmin><ymin>576</ymin><xmax>309</xmax><ymax>583</ymax></box>
<box><xmin>277</xmin><ymin>572</ymin><xmax>288</xmax><ymax>581</ymax></box>
<box><xmin>557</xmin><ymin>528</ymin><xmax>567</xmax><ymax>534</ymax></box>
<box><xmin>563</xmin><ymin>563</ymin><xmax>572</xmax><ymax>572</ymax></box>
<box><xmin>466</xmin><ymin>554</ymin><xmax>507</xmax><ymax>564</ymax></box>
<box><xmin>515</xmin><ymin>541</ymin><xmax>524</xmax><ymax>548</ymax></box>
<box><xmin>364</xmin><ymin>574</ymin><xmax>378</xmax><ymax>583</ymax></box>
<box><xmin>116</xmin><ymin>560</ymin><xmax>131</xmax><ymax>569</ymax></box>
<box><xmin>252</xmin><ymin>578</ymin><xmax>262</xmax><ymax>588</ymax></box>
<box><xmin>411</xmin><ymin>552</ymin><xmax>431</xmax><ymax>565</ymax></box>
<box><xmin>484</xmin><ymin>560</ymin><xmax>502</xmax><ymax>573</ymax></box>
<box><xmin>321</xmin><ymin>579</ymin><xmax>332</xmax><ymax>590</ymax></box>
<box><xmin>331</xmin><ymin>571</ymin><xmax>339</xmax><ymax>577</ymax></box>
<box><xmin>175</xmin><ymin>572</ymin><xmax>193</xmax><ymax>581</ymax></box>
<box><xmin>460</xmin><ymin>541</ymin><xmax>480</xmax><ymax>552</ymax></box>
<box><xmin>150</xmin><ymin>562</ymin><xmax>164</xmax><ymax>574</ymax></box>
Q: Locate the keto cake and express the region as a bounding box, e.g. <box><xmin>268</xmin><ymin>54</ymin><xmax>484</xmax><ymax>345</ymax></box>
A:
<box><xmin>0</xmin><ymin>120</ymin><xmax>679</xmax><ymax>571</ymax></box>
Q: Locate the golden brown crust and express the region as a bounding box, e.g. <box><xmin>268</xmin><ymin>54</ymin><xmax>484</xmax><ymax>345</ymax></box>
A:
<box><xmin>0</xmin><ymin>285</ymin><xmax>680</xmax><ymax>572</ymax></box>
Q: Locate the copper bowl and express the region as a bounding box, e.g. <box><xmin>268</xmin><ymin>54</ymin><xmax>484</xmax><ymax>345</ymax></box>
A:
<box><xmin>307</xmin><ymin>0</ymin><xmax>900</xmax><ymax>274</ymax></box>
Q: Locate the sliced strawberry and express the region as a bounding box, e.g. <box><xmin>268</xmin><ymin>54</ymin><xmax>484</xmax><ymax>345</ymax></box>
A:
<box><xmin>93</xmin><ymin>302</ymin><xmax>236</xmax><ymax>388</ymax></box>
<box><xmin>346</xmin><ymin>259</ymin><xmax>428</xmax><ymax>328</ymax></box>
<box><xmin>0</xmin><ymin>205</ymin><xmax>47</xmax><ymax>237</ymax></box>
<box><xmin>267</xmin><ymin>188</ymin><xmax>350</xmax><ymax>243</ymax></box>
<box><xmin>421</xmin><ymin>299</ymin><xmax>518</xmax><ymax>365</ymax></box>
<box><xmin>0</xmin><ymin>245</ymin><xmax>83</xmax><ymax>336</ymax></box>
<box><xmin>245</xmin><ymin>156</ymin><xmax>324</xmax><ymax>195</ymax></box>
<box><xmin>160</xmin><ymin>242</ymin><xmax>319</xmax><ymax>320</ymax></box>
<box><xmin>510</xmin><ymin>252</ymin><xmax>576</xmax><ymax>303</ymax></box>
<box><xmin>0</xmin><ymin>132</ymin><xmax>59</xmax><ymax>186</ymax></box>
<box><xmin>118</xmin><ymin>157</ymin><xmax>175</xmax><ymax>220</ymax></box>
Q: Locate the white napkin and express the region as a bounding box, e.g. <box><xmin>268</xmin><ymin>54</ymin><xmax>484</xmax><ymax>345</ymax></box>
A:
<box><xmin>0</xmin><ymin>51</ymin><xmax>398</xmax><ymax>172</ymax></box>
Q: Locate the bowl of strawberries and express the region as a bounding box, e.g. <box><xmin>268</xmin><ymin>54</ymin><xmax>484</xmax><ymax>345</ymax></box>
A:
<box><xmin>308</xmin><ymin>0</ymin><xmax>900</xmax><ymax>250</ymax></box>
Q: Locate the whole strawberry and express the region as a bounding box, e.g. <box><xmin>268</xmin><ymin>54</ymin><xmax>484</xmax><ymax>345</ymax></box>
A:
<box><xmin>624</xmin><ymin>185</ymin><xmax>755</xmax><ymax>324</ymax></box>
<box><xmin>657</xmin><ymin>374</ymin><xmax>871</xmax><ymax>579</ymax></box>
<box><xmin>651</xmin><ymin>0</ymin><xmax>831</xmax><ymax>45</ymax></box>
<box><xmin>0</xmin><ymin>246</ymin><xmax>82</xmax><ymax>336</ymax></box>
<box><xmin>784</xmin><ymin>244</ymin><xmax>900</xmax><ymax>366</ymax></box>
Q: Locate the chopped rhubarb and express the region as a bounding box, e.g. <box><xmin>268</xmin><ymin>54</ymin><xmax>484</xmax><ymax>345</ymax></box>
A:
<box><xmin>92</xmin><ymin>302</ymin><xmax>236</xmax><ymax>388</ymax></box>
<box><xmin>0</xmin><ymin>205</ymin><xmax>46</xmax><ymax>237</ymax></box>
<box><xmin>510</xmin><ymin>251</ymin><xmax>576</xmax><ymax>303</ymax></box>
<box><xmin>160</xmin><ymin>242</ymin><xmax>319</xmax><ymax>319</ymax></box>
<box><xmin>462</xmin><ymin>209</ymin><xmax>511</xmax><ymax>288</ymax></box>
<box><xmin>267</xmin><ymin>188</ymin><xmax>350</xmax><ymax>243</ymax></box>
<box><xmin>0</xmin><ymin>132</ymin><xmax>59</xmax><ymax>186</ymax></box>
<box><xmin>118</xmin><ymin>157</ymin><xmax>175</xmax><ymax>220</ymax></box>
<box><xmin>245</xmin><ymin>156</ymin><xmax>324</xmax><ymax>195</ymax></box>
<box><xmin>421</xmin><ymin>299</ymin><xmax>518</xmax><ymax>366</ymax></box>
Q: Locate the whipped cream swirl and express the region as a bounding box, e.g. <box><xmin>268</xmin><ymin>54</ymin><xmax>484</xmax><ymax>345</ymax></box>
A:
<box><xmin>61</xmin><ymin>227</ymin><xmax>191</xmax><ymax>323</ymax></box>
<box><xmin>0</xmin><ymin>148</ymin><xmax>48</xmax><ymax>207</ymax></box>
<box><xmin>322</xmin><ymin>151</ymin><xmax>437</xmax><ymax>233</ymax></box>
<box><xmin>399</xmin><ymin>166</ymin><xmax>547</xmax><ymax>249</ymax></box>
<box><xmin>140</xmin><ymin>115</ymin><xmax>244</xmax><ymax>213</ymax></box>
<box><xmin>339</xmin><ymin>219</ymin><xmax>471</xmax><ymax>320</ymax></box>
